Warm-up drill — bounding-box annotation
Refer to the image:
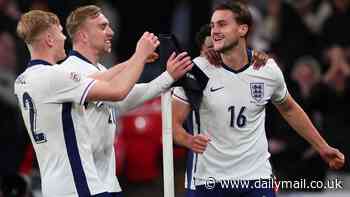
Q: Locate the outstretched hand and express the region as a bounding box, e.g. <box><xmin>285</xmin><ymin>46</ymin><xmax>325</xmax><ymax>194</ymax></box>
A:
<box><xmin>204</xmin><ymin>48</ymin><xmax>222</xmax><ymax>66</ymax></box>
<box><xmin>319</xmin><ymin>145</ymin><xmax>345</xmax><ymax>170</ymax></box>
<box><xmin>204</xmin><ymin>49</ymin><xmax>269</xmax><ymax>69</ymax></box>
<box><xmin>166</xmin><ymin>52</ymin><xmax>193</xmax><ymax>80</ymax></box>
<box><xmin>252</xmin><ymin>50</ymin><xmax>269</xmax><ymax>69</ymax></box>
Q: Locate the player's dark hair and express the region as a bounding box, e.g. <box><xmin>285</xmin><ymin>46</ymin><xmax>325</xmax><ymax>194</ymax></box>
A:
<box><xmin>213</xmin><ymin>1</ymin><xmax>252</xmax><ymax>37</ymax></box>
<box><xmin>195</xmin><ymin>24</ymin><xmax>211</xmax><ymax>50</ymax></box>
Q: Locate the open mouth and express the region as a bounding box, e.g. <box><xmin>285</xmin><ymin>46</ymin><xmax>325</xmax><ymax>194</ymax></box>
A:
<box><xmin>213</xmin><ymin>35</ymin><xmax>224</xmax><ymax>42</ymax></box>
<box><xmin>105</xmin><ymin>40</ymin><xmax>111</xmax><ymax>45</ymax></box>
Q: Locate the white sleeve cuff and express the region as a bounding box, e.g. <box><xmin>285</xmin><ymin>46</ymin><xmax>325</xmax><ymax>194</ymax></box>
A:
<box><xmin>273</xmin><ymin>90</ymin><xmax>289</xmax><ymax>105</ymax></box>
<box><xmin>156</xmin><ymin>71</ymin><xmax>175</xmax><ymax>92</ymax></box>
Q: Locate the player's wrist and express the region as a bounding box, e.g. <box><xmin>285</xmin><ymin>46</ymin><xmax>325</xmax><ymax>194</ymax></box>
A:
<box><xmin>185</xmin><ymin>135</ymin><xmax>195</xmax><ymax>150</ymax></box>
<box><xmin>131</xmin><ymin>52</ymin><xmax>148</xmax><ymax>65</ymax></box>
<box><xmin>314</xmin><ymin>142</ymin><xmax>330</xmax><ymax>153</ymax></box>
<box><xmin>162</xmin><ymin>71</ymin><xmax>175</xmax><ymax>83</ymax></box>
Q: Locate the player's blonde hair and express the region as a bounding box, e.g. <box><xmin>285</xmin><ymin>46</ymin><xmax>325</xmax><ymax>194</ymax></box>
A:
<box><xmin>66</xmin><ymin>5</ymin><xmax>102</xmax><ymax>41</ymax></box>
<box><xmin>17</xmin><ymin>10</ymin><xmax>60</xmax><ymax>44</ymax></box>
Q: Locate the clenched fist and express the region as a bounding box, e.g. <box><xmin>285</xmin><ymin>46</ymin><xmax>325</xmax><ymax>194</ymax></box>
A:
<box><xmin>135</xmin><ymin>32</ymin><xmax>160</xmax><ymax>62</ymax></box>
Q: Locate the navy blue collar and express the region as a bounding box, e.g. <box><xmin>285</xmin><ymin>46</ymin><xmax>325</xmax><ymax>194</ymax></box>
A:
<box><xmin>27</xmin><ymin>59</ymin><xmax>52</xmax><ymax>67</ymax></box>
<box><xmin>69</xmin><ymin>50</ymin><xmax>94</xmax><ymax>65</ymax></box>
<box><xmin>222</xmin><ymin>48</ymin><xmax>253</xmax><ymax>74</ymax></box>
<box><xmin>68</xmin><ymin>50</ymin><xmax>101</xmax><ymax>70</ymax></box>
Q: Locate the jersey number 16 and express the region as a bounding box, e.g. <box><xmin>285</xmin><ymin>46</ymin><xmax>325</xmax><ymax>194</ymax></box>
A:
<box><xmin>228</xmin><ymin>105</ymin><xmax>247</xmax><ymax>128</ymax></box>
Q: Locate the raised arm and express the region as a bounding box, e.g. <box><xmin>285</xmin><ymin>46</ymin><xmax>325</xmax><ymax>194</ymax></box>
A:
<box><xmin>111</xmin><ymin>73</ymin><xmax>173</xmax><ymax>115</ymax></box>
<box><xmin>90</xmin><ymin>52</ymin><xmax>160</xmax><ymax>82</ymax></box>
<box><xmin>86</xmin><ymin>32</ymin><xmax>159</xmax><ymax>101</ymax></box>
<box><xmin>108</xmin><ymin>52</ymin><xmax>193</xmax><ymax>115</ymax></box>
<box><xmin>274</xmin><ymin>94</ymin><xmax>345</xmax><ymax>170</ymax></box>
<box><xmin>92</xmin><ymin>63</ymin><xmax>128</xmax><ymax>81</ymax></box>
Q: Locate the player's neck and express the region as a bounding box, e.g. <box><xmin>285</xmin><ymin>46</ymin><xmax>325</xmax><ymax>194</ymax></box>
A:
<box><xmin>73</xmin><ymin>44</ymin><xmax>100</xmax><ymax>65</ymax></box>
<box><xmin>221</xmin><ymin>42</ymin><xmax>248</xmax><ymax>71</ymax></box>
<box><xmin>30</xmin><ymin>50</ymin><xmax>56</xmax><ymax>65</ymax></box>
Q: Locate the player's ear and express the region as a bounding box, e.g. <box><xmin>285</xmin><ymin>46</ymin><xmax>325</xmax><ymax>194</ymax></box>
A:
<box><xmin>238</xmin><ymin>24</ymin><xmax>248</xmax><ymax>37</ymax></box>
<box><xmin>77</xmin><ymin>30</ymin><xmax>88</xmax><ymax>43</ymax></box>
<box><xmin>46</xmin><ymin>32</ymin><xmax>55</xmax><ymax>48</ymax></box>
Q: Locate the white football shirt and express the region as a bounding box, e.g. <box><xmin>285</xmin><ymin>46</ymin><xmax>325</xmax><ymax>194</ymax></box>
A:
<box><xmin>60</xmin><ymin>52</ymin><xmax>122</xmax><ymax>193</ymax></box>
<box><xmin>60</xmin><ymin>51</ymin><xmax>174</xmax><ymax>193</ymax></box>
<box><xmin>173</xmin><ymin>54</ymin><xmax>288</xmax><ymax>185</ymax></box>
<box><xmin>14</xmin><ymin>60</ymin><xmax>110</xmax><ymax>197</ymax></box>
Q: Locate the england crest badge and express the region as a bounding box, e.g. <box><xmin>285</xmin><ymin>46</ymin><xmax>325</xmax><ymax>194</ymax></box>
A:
<box><xmin>250</xmin><ymin>82</ymin><xmax>264</xmax><ymax>102</ymax></box>
<box><xmin>70</xmin><ymin>72</ymin><xmax>81</xmax><ymax>82</ymax></box>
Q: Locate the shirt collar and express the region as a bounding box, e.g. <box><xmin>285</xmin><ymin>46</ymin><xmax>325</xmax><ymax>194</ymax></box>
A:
<box><xmin>69</xmin><ymin>50</ymin><xmax>94</xmax><ymax>65</ymax></box>
<box><xmin>68</xmin><ymin>50</ymin><xmax>101</xmax><ymax>70</ymax></box>
<box><xmin>222</xmin><ymin>48</ymin><xmax>253</xmax><ymax>74</ymax></box>
<box><xmin>27</xmin><ymin>59</ymin><xmax>52</xmax><ymax>67</ymax></box>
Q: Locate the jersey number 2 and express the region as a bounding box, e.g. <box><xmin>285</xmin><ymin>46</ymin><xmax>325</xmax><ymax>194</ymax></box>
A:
<box><xmin>22</xmin><ymin>92</ymin><xmax>47</xmax><ymax>144</ymax></box>
<box><xmin>228</xmin><ymin>106</ymin><xmax>247</xmax><ymax>128</ymax></box>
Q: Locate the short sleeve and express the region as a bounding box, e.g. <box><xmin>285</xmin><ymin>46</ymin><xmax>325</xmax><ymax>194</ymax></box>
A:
<box><xmin>46</xmin><ymin>68</ymin><xmax>96</xmax><ymax>105</ymax></box>
<box><xmin>270</xmin><ymin>59</ymin><xmax>288</xmax><ymax>104</ymax></box>
<box><xmin>172</xmin><ymin>87</ymin><xmax>189</xmax><ymax>104</ymax></box>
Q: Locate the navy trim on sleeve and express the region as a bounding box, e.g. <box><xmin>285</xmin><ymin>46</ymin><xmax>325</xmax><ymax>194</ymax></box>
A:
<box><xmin>173</xmin><ymin>94</ymin><xmax>189</xmax><ymax>104</ymax></box>
<box><xmin>80</xmin><ymin>80</ymin><xmax>96</xmax><ymax>105</ymax></box>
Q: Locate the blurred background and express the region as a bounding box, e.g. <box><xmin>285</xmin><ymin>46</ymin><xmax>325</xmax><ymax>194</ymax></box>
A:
<box><xmin>1</xmin><ymin>0</ymin><xmax>350</xmax><ymax>196</ymax></box>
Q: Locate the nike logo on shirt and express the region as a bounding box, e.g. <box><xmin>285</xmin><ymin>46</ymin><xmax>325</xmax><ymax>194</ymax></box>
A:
<box><xmin>210</xmin><ymin>87</ymin><xmax>224</xmax><ymax>92</ymax></box>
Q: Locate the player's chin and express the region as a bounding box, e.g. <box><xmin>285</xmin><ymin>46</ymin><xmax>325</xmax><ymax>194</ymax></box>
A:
<box><xmin>213</xmin><ymin>44</ymin><xmax>223</xmax><ymax>52</ymax></box>
<box><xmin>58</xmin><ymin>52</ymin><xmax>67</xmax><ymax>62</ymax></box>
<box><xmin>104</xmin><ymin>46</ymin><xmax>112</xmax><ymax>53</ymax></box>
